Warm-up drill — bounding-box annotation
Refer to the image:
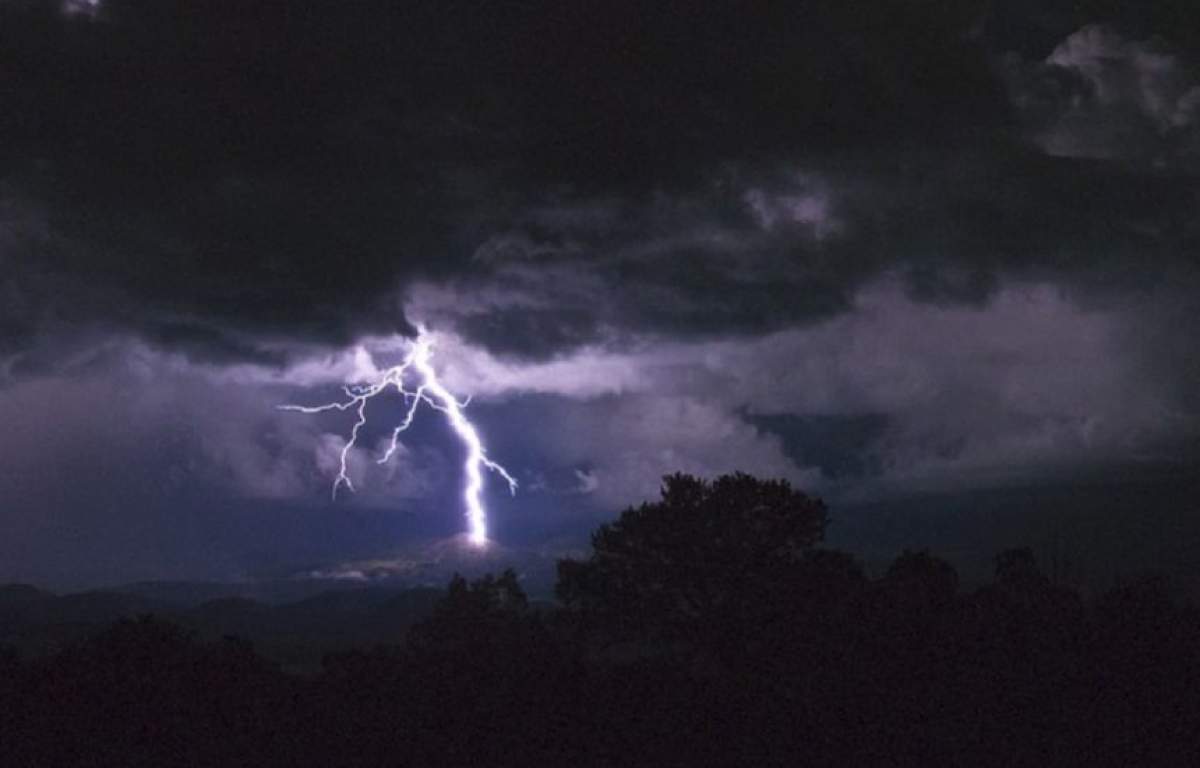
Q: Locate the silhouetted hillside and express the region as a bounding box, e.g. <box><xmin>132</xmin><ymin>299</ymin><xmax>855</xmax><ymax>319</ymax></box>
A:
<box><xmin>0</xmin><ymin>583</ymin><xmax>442</xmax><ymax>671</ymax></box>
<box><xmin>0</xmin><ymin>584</ymin><xmax>54</xmax><ymax>620</ymax></box>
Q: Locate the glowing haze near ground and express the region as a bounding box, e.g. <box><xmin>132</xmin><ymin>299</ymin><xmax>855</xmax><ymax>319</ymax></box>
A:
<box><xmin>280</xmin><ymin>327</ymin><xmax>517</xmax><ymax>546</ymax></box>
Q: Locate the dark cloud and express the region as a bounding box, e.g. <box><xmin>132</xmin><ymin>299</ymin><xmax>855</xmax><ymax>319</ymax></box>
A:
<box><xmin>0</xmin><ymin>0</ymin><xmax>1010</xmax><ymax>365</ymax></box>
<box><xmin>407</xmin><ymin>144</ymin><xmax>1200</xmax><ymax>361</ymax></box>
<box><xmin>746</xmin><ymin>412</ymin><xmax>890</xmax><ymax>481</ymax></box>
<box><xmin>1</xmin><ymin>1</ymin><xmax>1195</xmax><ymax>368</ymax></box>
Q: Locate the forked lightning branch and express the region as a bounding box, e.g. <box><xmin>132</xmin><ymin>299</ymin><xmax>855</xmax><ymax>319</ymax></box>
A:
<box><xmin>279</xmin><ymin>327</ymin><xmax>516</xmax><ymax>546</ymax></box>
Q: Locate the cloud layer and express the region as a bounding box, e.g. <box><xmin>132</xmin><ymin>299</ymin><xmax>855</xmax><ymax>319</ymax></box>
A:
<box><xmin>1</xmin><ymin>2</ymin><xmax>1198</xmax><ymax>583</ymax></box>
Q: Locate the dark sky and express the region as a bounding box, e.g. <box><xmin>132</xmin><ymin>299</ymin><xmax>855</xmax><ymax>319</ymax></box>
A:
<box><xmin>2</xmin><ymin>0</ymin><xmax>1199</xmax><ymax>588</ymax></box>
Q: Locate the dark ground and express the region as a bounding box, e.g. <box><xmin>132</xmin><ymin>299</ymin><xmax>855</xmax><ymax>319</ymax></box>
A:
<box><xmin>3</xmin><ymin>473</ymin><xmax>1199</xmax><ymax>766</ymax></box>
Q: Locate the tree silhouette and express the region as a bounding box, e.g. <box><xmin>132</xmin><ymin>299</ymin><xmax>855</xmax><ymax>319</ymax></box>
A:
<box><xmin>994</xmin><ymin>547</ymin><xmax>1045</xmax><ymax>589</ymax></box>
<box><xmin>406</xmin><ymin>569</ymin><xmax>530</xmax><ymax>659</ymax></box>
<box><xmin>395</xmin><ymin>571</ymin><xmax>579</xmax><ymax>767</ymax></box>
<box><xmin>8</xmin><ymin>474</ymin><xmax>1200</xmax><ymax>766</ymax></box>
<box><xmin>884</xmin><ymin>549</ymin><xmax>959</xmax><ymax>611</ymax></box>
<box><xmin>557</xmin><ymin>472</ymin><xmax>827</xmax><ymax>646</ymax></box>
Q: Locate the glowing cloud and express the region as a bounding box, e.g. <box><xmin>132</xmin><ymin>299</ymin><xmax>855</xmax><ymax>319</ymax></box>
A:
<box><xmin>279</xmin><ymin>327</ymin><xmax>516</xmax><ymax>546</ymax></box>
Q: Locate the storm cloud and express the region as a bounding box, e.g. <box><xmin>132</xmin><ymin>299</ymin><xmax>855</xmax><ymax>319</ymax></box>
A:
<box><xmin>1</xmin><ymin>0</ymin><xmax>1198</xmax><ymax>584</ymax></box>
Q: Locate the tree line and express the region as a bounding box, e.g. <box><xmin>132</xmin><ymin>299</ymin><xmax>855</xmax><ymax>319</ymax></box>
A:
<box><xmin>2</xmin><ymin>472</ymin><xmax>1198</xmax><ymax>766</ymax></box>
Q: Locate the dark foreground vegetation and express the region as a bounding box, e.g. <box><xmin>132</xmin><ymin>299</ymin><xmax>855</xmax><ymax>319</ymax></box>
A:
<box><xmin>2</xmin><ymin>473</ymin><xmax>1198</xmax><ymax>767</ymax></box>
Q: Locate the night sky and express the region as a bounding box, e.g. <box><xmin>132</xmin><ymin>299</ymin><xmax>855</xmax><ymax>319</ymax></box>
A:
<box><xmin>2</xmin><ymin>0</ymin><xmax>1199</xmax><ymax>590</ymax></box>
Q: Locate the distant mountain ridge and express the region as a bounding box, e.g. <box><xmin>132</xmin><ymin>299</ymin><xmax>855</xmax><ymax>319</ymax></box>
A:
<box><xmin>0</xmin><ymin>581</ymin><xmax>443</xmax><ymax>672</ymax></box>
<box><xmin>0</xmin><ymin>533</ymin><xmax>579</xmax><ymax>671</ymax></box>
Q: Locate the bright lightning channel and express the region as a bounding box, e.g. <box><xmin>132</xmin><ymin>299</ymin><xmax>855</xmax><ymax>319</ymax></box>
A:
<box><xmin>278</xmin><ymin>327</ymin><xmax>516</xmax><ymax>547</ymax></box>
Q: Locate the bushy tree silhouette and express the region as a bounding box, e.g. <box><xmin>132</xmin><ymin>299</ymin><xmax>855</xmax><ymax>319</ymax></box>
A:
<box><xmin>557</xmin><ymin>472</ymin><xmax>829</xmax><ymax>661</ymax></box>
<box><xmin>390</xmin><ymin>570</ymin><xmax>579</xmax><ymax>767</ymax></box>
<box><xmin>884</xmin><ymin>548</ymin><xmax>959</xmax><ymax>611</ymax></box>
<box><xmin>407</xmin><ymin>569</ymin><xmax>531</xmax><ymax>661</ymax></box>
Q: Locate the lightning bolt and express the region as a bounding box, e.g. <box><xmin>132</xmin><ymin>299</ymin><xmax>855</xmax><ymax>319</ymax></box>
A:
<box><xmin>279</xmin><ymin>326</ymin><xmax>516</xmax><ymax>546</ymax></box>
